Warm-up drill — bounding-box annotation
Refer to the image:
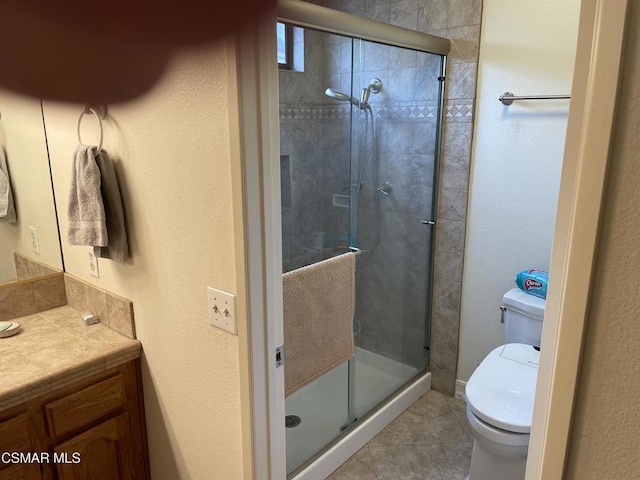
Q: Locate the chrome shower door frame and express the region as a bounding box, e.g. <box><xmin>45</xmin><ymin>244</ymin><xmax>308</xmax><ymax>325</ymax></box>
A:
<box><xmin>277</xmin><ymin>14</ymin><xmax>450</xmax><ymax>479</ymax></box>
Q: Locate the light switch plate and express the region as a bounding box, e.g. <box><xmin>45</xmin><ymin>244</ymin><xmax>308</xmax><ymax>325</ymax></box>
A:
<box><xmin>207</xmin><ymin>287</ymin><xmax>237</xmax><ymax>335</ymax></box>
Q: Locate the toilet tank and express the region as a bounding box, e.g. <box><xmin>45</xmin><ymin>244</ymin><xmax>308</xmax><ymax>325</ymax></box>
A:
<box><xmin>502</xmin><ymin>288</ymin><xmax>546</xmax><ymax>347</ymax></box>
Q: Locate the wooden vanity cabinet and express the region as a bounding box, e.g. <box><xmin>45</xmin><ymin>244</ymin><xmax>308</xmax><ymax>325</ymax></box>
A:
<box><xmin>53</xmin><ymin>413</ymin><xmax>136</xmax><ymax>480</ymax></box>
<box><xmin>0</xmin><ymin>360</ymin><xmax>149</xmax><ymax>480</ymax></box>
<box><xmin>0</xmin><ymin>414</ymin><xmax>41</xmax><ymax>480</ymax></box>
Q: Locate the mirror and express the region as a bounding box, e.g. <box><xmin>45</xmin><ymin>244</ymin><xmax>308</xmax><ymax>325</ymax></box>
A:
<box><xmin>0</xmin><ymin>89</ymin><xmax>63</xmax><ymax>285</ymax></box>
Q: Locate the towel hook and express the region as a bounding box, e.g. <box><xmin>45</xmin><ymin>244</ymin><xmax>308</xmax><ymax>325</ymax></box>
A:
<box><xmin>76</xmin><ymin>106</ymin><xmax>104</xmax><ymax>150</ymax></box>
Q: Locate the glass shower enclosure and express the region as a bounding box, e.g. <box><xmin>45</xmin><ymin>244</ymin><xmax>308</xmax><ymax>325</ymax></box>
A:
<box><xmin>278</xmin><ymin>17</ymin><xmax>446</xmax><ymax>476</ymax></box>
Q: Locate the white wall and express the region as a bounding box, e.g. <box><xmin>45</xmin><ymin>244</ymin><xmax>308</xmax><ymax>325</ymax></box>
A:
<box><xmin>0</xmin><ymin>91</ymin><xmax>62</xmax><ymax>282</ymax></box>
<box><xmin>43</xmin><ymin>43</ymin><xmax>248</xmax><ymax>480</ymax></box>
<box><xmin>457</xmin><ymin>0</ymin><xmax>580</xmax><ymax>383</ymax></box>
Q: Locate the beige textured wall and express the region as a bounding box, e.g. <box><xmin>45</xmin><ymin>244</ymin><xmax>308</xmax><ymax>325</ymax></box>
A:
<box><xmin>0</xmin><ymin>91</ymin><xmax>62</xmax><ymax>282</ymax></box>
<box><xmin>42</xmin><ymin>44</ymin><xmax>246</xmax><ymax>480</ymax></box>
<box><xmin>565</xmin><ymin>2</ymin><xmax>640</xmax><ymax>477</ymax></box>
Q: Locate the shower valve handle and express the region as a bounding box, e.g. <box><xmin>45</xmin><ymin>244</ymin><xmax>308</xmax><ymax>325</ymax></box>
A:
<box><xmin>376</xmin><ymin>181</ymin><xmax>392</xmax><ymax>196</ymax></box>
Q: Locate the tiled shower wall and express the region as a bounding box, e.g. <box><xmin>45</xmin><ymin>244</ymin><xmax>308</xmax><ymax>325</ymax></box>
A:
<box><xmin>351</xmin><ymin>49</ymin><xmax>440</xmax><ymax>370</ymax></box>
<box><xmin>279</xmin><ymin>29</ymin><xmax>352</xmax><ymax>273</ymax></box>
<box><xmin>281</xmin><ymin>0</ymin><xmax>482</xmax><ymax>394</ymax></box>
<box><xmin>280</xmin><ymin>25</ymin><xmax>442</xmax><ymax>370</ymax></box>
<box><xmin>427</xmin><ymin>0</ymin><xmax>482</xmax><ymax>395</ymax></box>
<box><xmin>316</xmin><ymin>0</ymin><xmax>482</xmax><ymax>394</ymax></box>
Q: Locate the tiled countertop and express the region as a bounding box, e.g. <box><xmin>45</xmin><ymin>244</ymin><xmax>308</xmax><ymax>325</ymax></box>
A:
<box><xmin>0</xmin><ymin>305</ymin><xmax>141</xmax><ymax>412</ymax></box>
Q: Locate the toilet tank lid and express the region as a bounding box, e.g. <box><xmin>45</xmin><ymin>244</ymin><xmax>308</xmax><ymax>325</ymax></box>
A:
<box><xmin>503</xmin><ymin>288</ymin><xmax>545</xmax><ymax>320</ymax></box>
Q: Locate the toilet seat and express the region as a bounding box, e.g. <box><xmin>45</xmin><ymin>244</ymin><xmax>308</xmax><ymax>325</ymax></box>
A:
<box><xmin>465</xmin><ymin>343</ymin><xmax>539</xmax><ymax>434</ymax></box>
<box><xmin>466</xmin><ymin>405</ymin><xmax>529</xmax><ymax>448</ymax></box>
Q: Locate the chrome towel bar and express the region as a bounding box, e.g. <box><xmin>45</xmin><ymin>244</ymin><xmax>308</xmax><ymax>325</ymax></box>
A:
<box><xmin>499</xmin><ymin>91</ymin><xmax>571</xmax><ymax>105</ymax></box>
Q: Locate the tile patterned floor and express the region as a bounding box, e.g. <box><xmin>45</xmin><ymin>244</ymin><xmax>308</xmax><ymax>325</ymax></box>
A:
<box><xmin>327</xmin><ymin>390</ymin><xmax>473</xmax><ymax>480</ymax></box>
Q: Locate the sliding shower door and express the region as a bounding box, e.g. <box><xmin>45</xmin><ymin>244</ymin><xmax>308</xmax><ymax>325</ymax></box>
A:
<box><xmin>280</xmin><ymin>26</ymin><xmax>356</xmax><ymax>475</ymax></box>
<box><xmin>349</xmin><ymin>40</ymin><xmax>442</xmax><ymax>417</ymax></box>
<box><xmin>279</xmin><ymin>23</ymin><xmax>445</xmax><ymax>476</ymax></box>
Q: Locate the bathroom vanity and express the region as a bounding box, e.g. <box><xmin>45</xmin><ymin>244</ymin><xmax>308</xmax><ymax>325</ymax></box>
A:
<box><xmin>0</xmin><ymin>89</ymin><xmax>149</xmax><ymax>479</ymax></box>
<box><xmin>0</xmin><ymin>306</ymin><xmax>149</xmax><ymax>480</ymax></box>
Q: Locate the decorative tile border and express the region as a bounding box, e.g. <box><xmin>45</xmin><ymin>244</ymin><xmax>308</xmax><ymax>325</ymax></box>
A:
<box><xmin>444</xmin><ymin>98</ymin><xmax>475</xmax><ymax>123</ymax></box>
<box><xmin>376</xmin><ymin>105</ymin><xmax>438</xmax><ymax>120</ymax></box>
<box><xmin>280</xmin><ymin>102</ymin><xmax>473</xmax><ymax>122</ymax></box>
<box><xmin>280</xmin><ymin>105</ymin><xmax>351</xmax><ymax>120</ymax></box>
<box><xmin>445</xmin><ymin>103</ymin><xmax>473</xmax><ymax>118</ymax></box>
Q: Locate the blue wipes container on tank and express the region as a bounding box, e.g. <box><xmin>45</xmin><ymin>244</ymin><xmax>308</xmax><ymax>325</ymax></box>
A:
<box><xmin>515</xmin><ymin>269</ymin><xmax>549</xmax><ymax>299</ymax></box>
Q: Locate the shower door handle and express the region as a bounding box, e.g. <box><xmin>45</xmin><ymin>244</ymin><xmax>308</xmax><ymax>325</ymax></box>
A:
<box><xmin>421</xmin><ymin>220</ymin><xmax>436</xmax><ymax>225</ymax></box>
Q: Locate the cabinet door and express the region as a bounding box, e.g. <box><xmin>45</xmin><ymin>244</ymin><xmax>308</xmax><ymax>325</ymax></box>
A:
<box><xmin>0</xmin><ymin>464</ymin><xmax>41</xmax><ymax>480</ymax></box>
<box><xmin>53</xmin><ymin>414</ymin><xmax>137</xmax><ymax>480</ymax></box>
<box><xmin>0</xmin><ymin>414</ymin><xmax>41</xmax><ymax>480</ymax></box>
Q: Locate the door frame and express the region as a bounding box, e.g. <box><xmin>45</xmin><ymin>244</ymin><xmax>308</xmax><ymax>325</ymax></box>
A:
<box><xmin>232</xmin><ymin>0</ymin><xmax>629</xmax><ymax>478</ymax></box>
<box><xmin>231</xmin><ymin>21</ymin><xmax>286</xmax><ymax>480</ymax></box>
<box><xmin>526</xmin><ymin>0</ymin><xmax>628</xmax><ymax>477</ymax></box>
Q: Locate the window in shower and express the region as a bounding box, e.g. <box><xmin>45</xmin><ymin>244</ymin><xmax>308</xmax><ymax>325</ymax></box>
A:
<box><xmin>277</xmin><ymin>22</ymin><xmax>293</xmax><ymax>69</ymax></box>
<box><xmin>278</xmin><ymin>23</ymin><xmax>444</xmax><ymax>475</ymax></box>
<box><xmin>279</xmin><ymin>22</ymin><xmax>306</xmax><ymax>73</ymax></box>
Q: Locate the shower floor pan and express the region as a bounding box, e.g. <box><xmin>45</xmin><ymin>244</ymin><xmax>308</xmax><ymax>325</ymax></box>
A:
<box><xmin>285</xmin><ymin>347</ymin><xmax>419</xmax><ymax>474</ymax></box>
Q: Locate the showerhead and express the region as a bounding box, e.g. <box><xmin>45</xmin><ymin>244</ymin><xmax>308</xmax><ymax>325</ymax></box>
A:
<box><xmin>324</xmin><ymin>88</ymin><xmax>348</xmax><ymax>101</ymax></box>
<box><xmin>325</xmin><ymin>88</ymin><xmax>360</xmax><ymax>107</ymax></box>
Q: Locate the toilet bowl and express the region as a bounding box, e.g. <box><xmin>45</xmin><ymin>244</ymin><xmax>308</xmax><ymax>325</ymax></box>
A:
<box><xmin>465</xmin><ymin>343</ymin><xmax>540</xmax><ymax>480</ymax></box>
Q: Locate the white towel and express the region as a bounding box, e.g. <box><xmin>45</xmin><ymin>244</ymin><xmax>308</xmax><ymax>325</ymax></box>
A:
<box><xmin>67</xmin><ymin>145</ymin><xmax>128</xmax><ymax>262</ymax></box>
<box><xmin>0</xmin><ymin>146</ymin><xmax>17</xmax><ymax>223</ymax></box>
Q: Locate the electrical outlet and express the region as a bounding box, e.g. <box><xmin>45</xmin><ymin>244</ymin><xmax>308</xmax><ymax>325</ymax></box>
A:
<box><xmin>88</xmin><ymin>247</ymin><xmax>100</xmax><ymax>278</ymax></box>
<box><xmin>29</xmin><ymin>226</ymin><xmax>40</xmax><ymax>254</ymax></box>
<box><xmin>207</xmin><ymin>287</ymin><xmax>237</xmax><ymax>335</ymax></box>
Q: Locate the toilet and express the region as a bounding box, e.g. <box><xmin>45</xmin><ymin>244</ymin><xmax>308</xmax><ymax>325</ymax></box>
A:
<box><xmin>464</xmin><ymin>288</ymin><xmax>545</xmax><ymax>480</ymax></box>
